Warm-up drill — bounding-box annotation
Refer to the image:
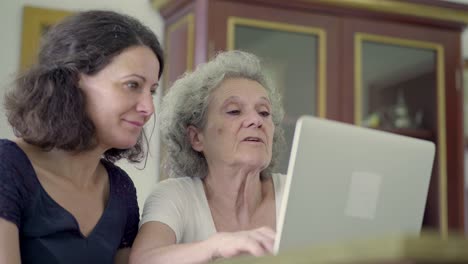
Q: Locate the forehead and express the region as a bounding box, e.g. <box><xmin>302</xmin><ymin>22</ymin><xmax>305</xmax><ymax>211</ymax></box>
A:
<box><xmin>100</xmin><ymin>45</ymin><xmax>160</xmax><ymax>78</ymax></box>
<box><xmin>210</xmin><ymin>78</ymin><xmax>269</xmax><ymax>103</ymax></box>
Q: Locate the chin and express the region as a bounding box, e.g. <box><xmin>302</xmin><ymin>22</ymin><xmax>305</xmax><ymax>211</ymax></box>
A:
<box><xmin>110</xmin><ymin>137</ymin><xmax>139</xmax><ymax>150</ymax></box>
<box><xmin>121</xmin><ymin>141</ymin><xmax>139</xmax><ymax>149</ymax></box>
<box><xmin>240</xmin><ymin>158</ymin><xmax>270</xmax><ymax>170</ymax></box>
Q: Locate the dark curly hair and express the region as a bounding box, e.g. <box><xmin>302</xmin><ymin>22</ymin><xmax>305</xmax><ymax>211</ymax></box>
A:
<box><xmin>4</xmin><ymin>10</ymin><xmax>164</xmax><ymax>163</ymax></box>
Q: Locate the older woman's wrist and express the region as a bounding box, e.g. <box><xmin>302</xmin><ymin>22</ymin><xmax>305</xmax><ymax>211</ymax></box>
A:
<box><xmin>202</xmin><ymin>233</ymin><xmax>224</xmax><ymax>262</ymax></box>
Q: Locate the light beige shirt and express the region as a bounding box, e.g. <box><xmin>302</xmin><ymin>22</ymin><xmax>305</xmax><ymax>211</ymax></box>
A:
<box><xmin>140</xmin><ymin>173</ymin><xmax>285</xmax><ymax>243</ymax></box>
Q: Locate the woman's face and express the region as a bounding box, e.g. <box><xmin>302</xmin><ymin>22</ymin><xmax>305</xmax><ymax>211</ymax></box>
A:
<box><xmin>79</xmin><ymin>45</ymin><xmax>160</xmax><ymax>150</ymax></box>
<box><xmin>189</xmin><ymin>78</ymin><xmax>275</xmax><ymax>172</ymax></box>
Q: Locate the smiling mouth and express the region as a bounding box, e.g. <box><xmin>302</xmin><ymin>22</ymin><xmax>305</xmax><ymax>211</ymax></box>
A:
<box><xmin>125</xmin><ymin>120</ymin><xmax>144</xmax><ymax>127</ymax></box>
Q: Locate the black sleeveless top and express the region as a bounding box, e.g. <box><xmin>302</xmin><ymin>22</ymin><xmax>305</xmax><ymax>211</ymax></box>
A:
<box><xmin>0</xmin><ymin>139</ymin><xmax>139</xmax><ymax>263</ymax></box>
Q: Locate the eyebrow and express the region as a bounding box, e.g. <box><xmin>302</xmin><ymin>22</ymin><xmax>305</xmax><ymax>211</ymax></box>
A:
<box><xmin>221</xmin><ymin>96</ymin><xmax>271</xmax><ymax>108</ymax></box>
<box><xmin>122</xmin><ymin>73</ymin><xmax>146</xmax><ymax>81</ymax></box>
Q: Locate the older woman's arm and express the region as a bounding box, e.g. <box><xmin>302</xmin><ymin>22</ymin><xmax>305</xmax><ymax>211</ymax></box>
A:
<box><xmin>129</xmin><ymin>222</ymin><xmax>275</xmax><ymax>264</ymax></box>
<box><xmin>0</xmin><ymin>218</ymin><xmax>21</xmax><ymax>264</ymax></box>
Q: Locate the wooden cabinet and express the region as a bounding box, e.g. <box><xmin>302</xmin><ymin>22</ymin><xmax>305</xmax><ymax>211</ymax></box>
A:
<box><xmin>152</xmin><ymin>0</ymin><xmax>468</xmax><ymax>234</ymax></box>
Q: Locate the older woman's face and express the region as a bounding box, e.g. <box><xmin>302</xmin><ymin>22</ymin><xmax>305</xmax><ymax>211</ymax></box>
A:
<box><xmin>189</xmin><ymin>78</ymin><xmax>274</xmax><ymax>172</ymax></box>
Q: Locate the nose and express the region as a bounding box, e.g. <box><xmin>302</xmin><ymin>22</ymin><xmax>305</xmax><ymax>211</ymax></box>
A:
<box><xmin>243</xmin><ymin>111</ymin><xmax>263</xmax><ymax>128</ymax></box>
<box><xmin>136</xmin><ymin>92</ymin><xmax>155</xmax><ymax>117</ymax></box>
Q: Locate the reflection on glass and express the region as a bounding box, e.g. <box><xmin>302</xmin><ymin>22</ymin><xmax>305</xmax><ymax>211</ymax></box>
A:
<box><xmin>360</xmin><ymin>41</ymin><xmax>436</xmax><ymax>131</ymax></box>
<box><xmin>234</xmin><ymin>24</ymin><xmax>318</xmax><ymax>173</ymax></box>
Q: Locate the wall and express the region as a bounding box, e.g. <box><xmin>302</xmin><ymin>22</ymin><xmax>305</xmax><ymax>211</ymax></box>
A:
<box><xmin>0</xmin><ymin>0</ymin><xmax>164</xmax><ymax>214</ymax></box>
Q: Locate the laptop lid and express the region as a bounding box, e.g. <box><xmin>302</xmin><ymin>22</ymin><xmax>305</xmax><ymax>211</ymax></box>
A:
<box><xmin>274</xmin><ymin>116</ymin><xmax>435</xmax><ymax>254</ymax></box>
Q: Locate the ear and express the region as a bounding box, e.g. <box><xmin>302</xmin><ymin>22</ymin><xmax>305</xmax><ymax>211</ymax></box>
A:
<box><xmin>187</xmin><ymin>125</ymin><xmax>204</xmax><ymax>152</ymax></box>
<box><xmin>77</xmin><ymin>73</ymin><xmax>88</xmax><ymax>91</ymax></box>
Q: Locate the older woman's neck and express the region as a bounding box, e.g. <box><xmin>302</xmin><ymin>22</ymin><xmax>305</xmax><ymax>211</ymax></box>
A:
<box><xmin>203</xmin><ymin>167</ymin><xmax>266</xmax><ymax>220</ymax></box>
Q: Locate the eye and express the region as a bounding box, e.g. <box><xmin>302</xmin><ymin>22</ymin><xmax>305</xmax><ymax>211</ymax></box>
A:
<box><xmin>150</xmin><ymin>84</ymin><xmax>158</xmax><ymax>96</ymax></box>
<box><xmin>227</xmin><ymin>109</ymin><xmax>241</xmax><ymax>115</ymax></box>
<box><xmin>125</xmin><ymin>81</ymin><xmax>140</xmax><ymax>89</ymax></box>
<box><xmin>259</xmin><ymin>111</ymin><xmax>270</xmax><ymax>117</ymax></box>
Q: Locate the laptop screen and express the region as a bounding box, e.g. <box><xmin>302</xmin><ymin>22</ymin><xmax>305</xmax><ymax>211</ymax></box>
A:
<box><xmin>274</xmin><ymin>116</ymin><xmax>435</xmax><ymax>254</ymax></box>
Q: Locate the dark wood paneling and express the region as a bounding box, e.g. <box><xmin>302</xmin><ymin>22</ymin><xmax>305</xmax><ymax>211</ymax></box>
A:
<box><xmin>442</xmin><ymin>33</ymin><xmax>464</xmax><ymax>230</ymax></box>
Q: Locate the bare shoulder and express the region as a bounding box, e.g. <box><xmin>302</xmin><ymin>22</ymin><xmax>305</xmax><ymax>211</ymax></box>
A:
<box><xmin>10</xmin><ymin>139</ymin><xmax>30</xmax><ymax>155</ymax></box>
<box><xmin>154</xmin><ymin>177</ymin><xmax>202</xmax><ymax>194</ymax></box>
<box><xmin>10</xmin><ymin>139</ymin><xmax>42</xmax><ymax>164</ymax></box>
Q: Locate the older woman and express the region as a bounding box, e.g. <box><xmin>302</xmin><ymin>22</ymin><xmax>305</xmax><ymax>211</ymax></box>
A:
<box><xmin>130</xmin><ymin>50</ymin><xmax>285</xmax><ymax>264</ymax></box>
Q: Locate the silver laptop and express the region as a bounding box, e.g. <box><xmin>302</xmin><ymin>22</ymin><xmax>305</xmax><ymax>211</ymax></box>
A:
<box><xmin>274</xmin><ymin>116</ymin><xmax>435</xmax><ymax>254</ymax></box>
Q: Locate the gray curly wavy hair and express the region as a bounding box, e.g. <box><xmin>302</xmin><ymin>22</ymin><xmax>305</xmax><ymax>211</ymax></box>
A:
<box><xmin>159</xmin><ymin>50</ymin><xmax>285</xmax><ymax>179</ymax></box>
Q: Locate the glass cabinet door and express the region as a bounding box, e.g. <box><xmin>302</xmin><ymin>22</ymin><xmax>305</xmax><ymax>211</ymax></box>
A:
<box><xmin>228</xmin><ymin>17</ymin><xmax>326</xmax><ymax>173</ymax></box>
<box><xmin>355</xmin><ymin>34</ymin><xmax>438</xmax><ymax>138</ymax></box>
